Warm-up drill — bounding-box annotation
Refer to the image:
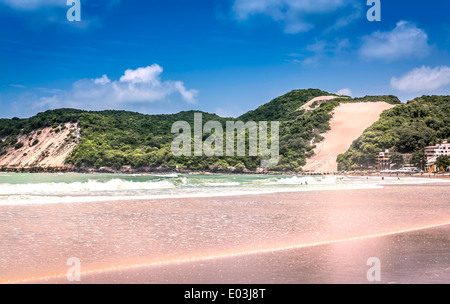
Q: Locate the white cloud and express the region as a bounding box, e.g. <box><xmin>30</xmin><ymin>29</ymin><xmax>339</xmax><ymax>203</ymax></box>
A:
<box><xmin>93</xmin><ymin>75</ymin><xmax>111</xmax><ymax>85</ymax></box>
<box><xmin>36</xmin><ymin>64</ymin><xmax>198</xmax><ymax>110</ymax></box>
<box><xmin>295</xmin><ymin>38</ymin><xmax>350</xmax><ymax>65</ymax></box>
<box><xmin>391</xmin><ymin>66</ymin><xmax>450</xmax><ymax>92</ymax></box>
<box><xmin>336</xmin><ymin>88</ymin><xmax>352</xmax><ymax>97</ymax></box>
<box><xmin>232</xmin><ymin>0</ymin><xmax>361</xmax><ymax>34</ymax></box>
<box><xmin>10</xmin><ymin>84</ymin><xmax>28</xmax><ymax>89</ymax></box>
<box><xmin>120</xmin><ymin>65</ymin><xmax>162</xmax><ymax>84</ymax></box>
<box><xmin>359</xmin><ymin>21</ymin><xmax>430</xmax><ymax>61</ymax></box>
<box><xmin>173</xmin><ymin>81</ymin><xmax>197</xmax><ymax>104</ymax></box>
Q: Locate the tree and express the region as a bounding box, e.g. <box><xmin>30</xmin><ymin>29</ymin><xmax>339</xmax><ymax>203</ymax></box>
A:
<box><xmin>435</xmin><ymin>155</ymin><xmax>450</xmax><ymax>172</ymax></box>
<box><xmin>390</xmin><ymin>153</ymin><xmax>404</xmax><ymax>169</ymax></box>
<box><xmin>409</xmin><ymin>151</ymin><xmax>427</xmax><ymax>171</ymax></box>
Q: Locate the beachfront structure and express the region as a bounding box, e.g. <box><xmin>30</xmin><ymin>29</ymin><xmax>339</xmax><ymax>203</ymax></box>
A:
<box><xmin>425</xmin><ymin>140</ymin><xmax>450</xmax><ymax>172</ymax></box>
<box><xmin>427</xmin><ymin>157</ymin><xmax>450</xmax><ymax>172</ymax></box>
<box><xmin>424</xmin><ymin>144</ymin><xmax>439</xmax><ymax>158</ymax></box>
<box><xmin>425</xmin><ymin>140</ymin><xmax>450</xmax><ymax>158</ymax></box>
<box><xmin>426</xmin><ymin>157</ymin><xmax>436</xmax><ymax>172</ymax></box>
<box><xmin>376</xmin><ymin>150</ymin><xmax>391</xmax><ymax>171</ymax></box>
<box><xmin>435</xmin><ymin>140</ymin><xmax>450</xmax><ymax>156</ymax></box>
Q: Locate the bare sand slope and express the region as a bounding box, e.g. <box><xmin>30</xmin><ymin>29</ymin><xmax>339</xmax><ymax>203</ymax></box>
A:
<box><xmin>298</xmin><ymin>95</ymin><xmax>339</xmax><ymax>111</ymax></box>
<box><xmin>303</xmin><ymin>102</ymin><xmax>395</xmax><ymax>173</ymax></box>
<box><xmin>0</xmin><ymin>123</ymin><xmax>80</xmax><ymax>169</ymax></box>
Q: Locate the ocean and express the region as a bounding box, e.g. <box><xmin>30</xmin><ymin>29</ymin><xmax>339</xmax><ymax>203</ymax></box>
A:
<box><xmin>0</xmin><ymin>173</ymin><xmax>449</xmax><ymax>284</ymax></box>
<box><xmin>0</xmin><ymin>172</ymin><xmax>441</xmax><ymax>206</ymax></box>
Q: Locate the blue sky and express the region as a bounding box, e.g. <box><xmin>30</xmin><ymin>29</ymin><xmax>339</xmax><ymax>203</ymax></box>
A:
<box><xmin>0</xmin><ymin>0</ymin><xmax>449</xmax><ymax>118</ymax></box>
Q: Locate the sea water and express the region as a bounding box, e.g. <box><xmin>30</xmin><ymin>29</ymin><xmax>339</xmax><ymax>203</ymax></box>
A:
<box><xmin>0</xmin><ymin>172</ymin><xmax>442</xmax><ymax>206</ymax></box>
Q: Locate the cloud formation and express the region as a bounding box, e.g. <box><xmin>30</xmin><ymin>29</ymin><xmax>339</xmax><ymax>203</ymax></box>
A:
<box><xmin>37</xmin><ymin>64</ymin><xmax>198</xmax><ymax>110</ymax></box>
<box><xmin>391</xmin><ymin>66</ymin><xmax>450</xmax><ymax>92</ymax></box>
<box><xmin>298</xmin><ymin>38</ymin><xmax>350</xmax><ymax>65</ymax></box>
<box><xmin>336</xmin><ymin>88</ymin><xmax>352</xmax><ymax>97</ymax></box>
<box><xmin>232</xmin><ymin>0</ymin><xmax>361</xmax><ymax>34</ymax></box>
<box><xmin>359</xmin><ymin>21</ymin><xmax>430</xmax><ymax>61</ymax></box>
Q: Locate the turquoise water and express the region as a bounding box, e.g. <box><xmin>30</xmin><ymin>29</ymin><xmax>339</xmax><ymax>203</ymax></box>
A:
<box><xmin>0</xmin><ymin>172</ymin><xmax>443</xmax><ymax>205</ymax></box>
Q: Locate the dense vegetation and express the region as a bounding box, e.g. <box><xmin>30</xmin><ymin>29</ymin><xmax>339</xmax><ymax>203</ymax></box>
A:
<box><xmin>435</xmin><ymin>155</ymin><xmax>450</xmax><ymax>170</ymax></box>
<box><xmin>67</xmin><ymin>89</ymin><xmax>343</xmax><ymax>171</ymax></box>
<box><xmin>68</xmin><ymin>110</ymin><xmax>239</xmax><ymax>170</ymax></box>
<box><xmin>337</xmin><ymin>95</ymin><xmax>450</xmax><ymax>171</ymax></box>
<box><xmin>0</xmin><ymin>89</ymin><xmax>419</xmax><ymax>172</ymax></box>
<box><xmin>0</xmin><ymin>109</ymin><xmax>83</xmax><ymax>138</ymax></box>
<box><xmin>350</xmin><ymin>95</ymin><xmax>401</xmax><ymax>104</ymax></box>
<box><xmin>238</xmin><ymin>89</ymin><xmax>338</xmax><ymax>122</ymax></box>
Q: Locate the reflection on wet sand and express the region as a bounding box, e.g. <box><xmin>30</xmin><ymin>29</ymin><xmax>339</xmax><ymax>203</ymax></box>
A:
<box><xmin>0</xmin><ymin>183</ymin><xmax>449</xmax><ymax>284</ymax></box>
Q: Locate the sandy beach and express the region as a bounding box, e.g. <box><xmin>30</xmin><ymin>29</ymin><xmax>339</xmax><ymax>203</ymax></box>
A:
<box><xmin>2</xmin><ymin>0</ymin><xmax>449</xmax><ymax>289</ymax></box>
<box><xmin>46</xmin><ymin>223</ymin><xmax>450</xmax><ymax>284</ymax></box>
<box><xmin>1</xmin><ymin>180</ymin><xmax>449</xmax><ymax>284</ymax></box>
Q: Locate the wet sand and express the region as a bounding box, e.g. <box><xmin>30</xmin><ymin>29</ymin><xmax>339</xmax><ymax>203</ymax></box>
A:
<box><xmin>1</xmin><ymin>182</ymin><xmax>449</xmax><ymax>284</ymax></box>
<box><xmin>45</xmin><ymin>224</ymin><xmax>450</xmax><ymax>284</ymax></box>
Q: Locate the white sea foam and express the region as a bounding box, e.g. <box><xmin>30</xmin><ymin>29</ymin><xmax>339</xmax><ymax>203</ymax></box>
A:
<box><xmin>0</xmin><ymin>183</ymin><xmax>384</xmax><ymax>207</ymax></box>
<box><xmin>153</xmin><ymin>173</ymin><xmax>179</xmax><ymax>178</ymax></box>
<box><xmin>275</xmin><ymin>176</ymin><xmax>321</xmax><ymax>185</ymax></box>
<box><xmin>263</xmin><ymin>175</ymin><xmax>348</xmax><ymax>185</ymax></box>
<box><xmin>0</xmin><ymin>174</ymin><xmax>447</xmax><ymax>207</ymax></box>
<box><xmin>0</xmin><ymin>179</ymin><xmax>175</xmax><ymax>196</ymax></box>
<box><xmin>204</xmin><ymin>182</ymin><xmax>241</xmax><ymax>187</ymax></box>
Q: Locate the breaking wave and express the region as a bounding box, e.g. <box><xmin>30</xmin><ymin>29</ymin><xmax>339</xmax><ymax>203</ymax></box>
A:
<box><xmin>0</xmin><ymin>179</ymin><xmax>176</xmax><ymax>196</ymax></box>
<box><xmin>0</xmin><ymin>173</ymin><xmax>444</xmax><ymax>206</ymax></box>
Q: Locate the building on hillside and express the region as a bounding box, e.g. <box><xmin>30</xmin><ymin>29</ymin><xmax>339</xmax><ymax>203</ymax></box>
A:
<box><xmin>424</xmin><ymin>144</ymin><xmax>440</xmax><ymax>158</ymax></box>
<box><xmin>435</xmin><ymin>140</ymin><xmax>450</xmax><ymax>156</ymax></box>
<box><xmin>376</xmin><ymin>150</ymin><xmax>391</xmax><ymax>171</ymax></box>
<box><xmin>425</xmin><ymin>140</ymin><xmax>450</xmax><ymax>158</ymax></box>
<box><xmin>425</xmin><ymin>140</ymin><xmax>450</xmax><ymax>172</ymax></box>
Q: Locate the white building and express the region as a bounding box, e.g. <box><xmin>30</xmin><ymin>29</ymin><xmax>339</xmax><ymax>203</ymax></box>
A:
<box><xmin>435</xmin><ymin>140</ymin><xmax>450</xmax><ymax>156</ymax></box>
<box><xmin>425</xmin><ymin>140</ymin><xmax>450</xmax><ymax>172</ymax></box>
<box><xmin>425</xmin><ymin>140</ymin><xmax>450</xmax><ymax>159</ymax></box>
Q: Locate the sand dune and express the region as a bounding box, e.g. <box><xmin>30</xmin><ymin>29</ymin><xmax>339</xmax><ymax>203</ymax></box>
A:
<box><xmin>303</xmin><ymin>102</ymin><xmax>395</xmax><ymax>173</ymax></box>
<box><xmin>0</xmin><ymin>123</ymin><xmax>80</xmax><ymax>169</ymax></box>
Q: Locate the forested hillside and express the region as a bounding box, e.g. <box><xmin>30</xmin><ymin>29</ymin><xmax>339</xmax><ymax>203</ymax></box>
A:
<box><xmin>238</xmin><ymin>89</ymin><xmax>338</xmax><ymax>121</ymax></box>
<box><xmin>0</xmin><ymin>89</ymin><xmax>408</xmax><ymax>172</ymax></box>
<box><xmin>337</xmin><ymin>95</ymin><xmax>450</xmax><ymax>171</ymax></box>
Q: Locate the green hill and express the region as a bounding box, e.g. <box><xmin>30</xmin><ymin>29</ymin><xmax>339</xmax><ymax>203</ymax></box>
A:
<box><xmin>337</xmin><ymin>95</ymin><xmax>450</xmax><ymax>171</ymax></box>
<box><xmin>238</xmin><ymin>89</ymin><xmax>338</xmax><ymax>121</ymax></box>
<box><xmin>0</xmin><ymin>89</ymin><xmax>417</xmax><ymax>173</ymax></box>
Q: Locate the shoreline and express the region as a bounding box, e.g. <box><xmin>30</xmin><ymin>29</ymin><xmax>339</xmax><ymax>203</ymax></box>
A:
<box><xmin>2</xmin><ymin>172</ymin><xmax>448</xmax><ymax>208</ymax></box>
<box><xmin>1</xmin><ymin>166</ymin><xmax>449</xmax><ymax>178</ymax></box>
